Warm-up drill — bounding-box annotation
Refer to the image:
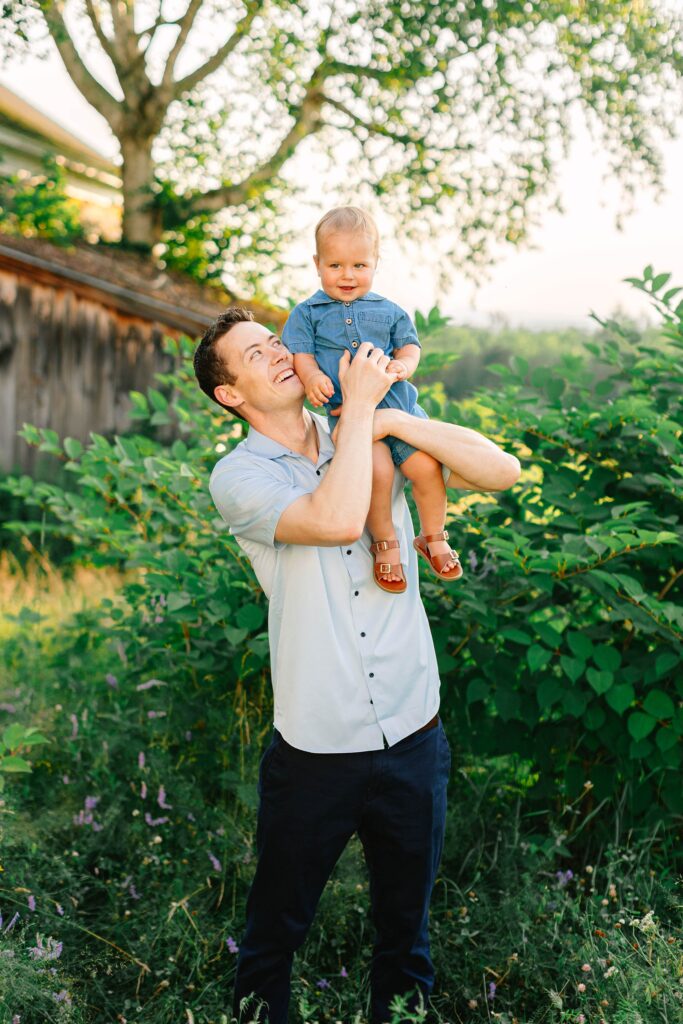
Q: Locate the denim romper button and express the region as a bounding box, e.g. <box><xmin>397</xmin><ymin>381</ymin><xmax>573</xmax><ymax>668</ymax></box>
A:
<box><xmin>345</xmin><ymin>318</ymin><xmax>352</xmax><ymax>324</ymax></box>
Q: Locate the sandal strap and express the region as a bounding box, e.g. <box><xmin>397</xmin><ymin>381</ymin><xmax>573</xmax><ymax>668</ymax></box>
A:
<box><xmin>370</xmin><ymin>539</ymin><xmax>401</xmax><ymax>553</ymax></box>
<box><xmin>420</xmin><ymin>530</ymin><xmax>449</xmax><ymax>544</ymax></box>
<box><xmin>430</xmin><ymin>549</ymin><xmax>461</xmax><ymax>573</ymax></box>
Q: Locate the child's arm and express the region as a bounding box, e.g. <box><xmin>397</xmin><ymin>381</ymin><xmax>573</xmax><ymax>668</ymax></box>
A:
<box><xmin>293</xmin><ymin>352</ymin><xmax>335</xmax><ymax>408</ymax></box>
<box><xmin>387</xmin><ymin>342</ymin><xmax>420</xmax><ymax>381</ymax></box>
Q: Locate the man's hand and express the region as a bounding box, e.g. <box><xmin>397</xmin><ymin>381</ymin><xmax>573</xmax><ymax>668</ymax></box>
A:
<box><xmin>306</xmin><ymin>371</ymin><xmax>334</xmax><ymax>407</ymax></box>
<box><xmin>336</xmin><ymin>345</ymin><xmax>398</xmax><ymax>414</ymax></box>
<box><xmin>386</xmin><ymin>359</ymin><xmax>409</xmax><ymax>380</ymax></box>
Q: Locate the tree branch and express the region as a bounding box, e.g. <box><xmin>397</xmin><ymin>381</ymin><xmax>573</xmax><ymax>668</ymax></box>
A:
<box><xmin>160</xmin><ymin>0</ymin><xmax>204</xmax><ymax>91</ymax></box>
<box><xmin>171</xmin><ymin>0</ymin><xmax>262</xmax><ymax>98</ymax></box>
<box><xmin>41</xmin><ymin>1</ymin><xmax>121</xmax><ymax>128</ymax></box>
<box><xmin>324</xmin><ymin>95</ymin><xmax>421</xmax><ymax>149</ymax></box>
<box><xmin>184</xmin><ymin>83</ymin><xmax>325</xmax><ymax>215</ymax></box>
<box><xmin>83</xmin><ymin>0</ymin><xmax>119</xmax><ymax>69</ymax></box>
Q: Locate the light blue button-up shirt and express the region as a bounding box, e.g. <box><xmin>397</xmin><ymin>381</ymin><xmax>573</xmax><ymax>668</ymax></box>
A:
<box><xmin>282</xmin><ymin>290</ymin><xmax>421</xmax><ymax>413</ymax></box>
<box><xmin>209</xmin><ymin>413</ymin><xmax>442</xmax><ymax>754</ymax></box>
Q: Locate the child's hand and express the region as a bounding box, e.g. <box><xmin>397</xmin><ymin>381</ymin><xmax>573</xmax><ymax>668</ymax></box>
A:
<box><xmin>386</xmin><ymin>359</ymin><xmax>409</xmax><ymax>381</ymax></box>
<box><xmin>306</xmin><ymin>371</ymin><xmax>335</xmax><ymax>407</ymax></box>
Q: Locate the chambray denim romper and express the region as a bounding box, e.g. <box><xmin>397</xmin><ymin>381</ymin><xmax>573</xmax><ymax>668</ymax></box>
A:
<box><xmin>282</xmin><ymin>289</ymin><xmax>429</xmax><ymax>466</ymax></box>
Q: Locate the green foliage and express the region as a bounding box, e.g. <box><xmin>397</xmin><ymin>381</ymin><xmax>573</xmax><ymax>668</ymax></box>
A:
<box><xmin>422</xmin><ymin>269</ymin><xmax>683</xmax><ymax>824</ymax></box>
<box><xmin>0</xmin><ymin>156</ymin><xmax>84</xmax><ymax>245</ymax></box>
<box><xmin>0</xmin><ymin>723</ymin><xmax>49</xmax><ymax>791</ymax></box>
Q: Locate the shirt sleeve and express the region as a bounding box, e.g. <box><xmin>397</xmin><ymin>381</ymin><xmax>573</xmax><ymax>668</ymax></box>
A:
<box><xmin>281</xmin><ymin>302</ymin><xmax>316</xmax><ymax>354</ymax></box>
<box><xmin>210</xmin><ymin>461</ymin><xmax>310</xmax><ymax>548</ymax></box>
<box><xmin>390</xmin><ymin>306</ymin><xmax>421</xmax><ymax>350</ymax></box>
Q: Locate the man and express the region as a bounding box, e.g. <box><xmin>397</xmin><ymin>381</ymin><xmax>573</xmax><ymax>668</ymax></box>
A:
<box><xmin>193</xmin><ymin>307</ymin><xmax>520</xmax><ymax>1024</ymax></box>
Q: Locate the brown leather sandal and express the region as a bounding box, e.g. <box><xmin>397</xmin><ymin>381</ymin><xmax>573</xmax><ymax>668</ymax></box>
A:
<box><xmin>369</xmin><ymin>539</ymin><xmax>407</xmax><ymax>594</ymax></box>
<box><xmin>413</xmin><ymin>530</ymin><xmax>463</xmax><ymax>581</ymax></box>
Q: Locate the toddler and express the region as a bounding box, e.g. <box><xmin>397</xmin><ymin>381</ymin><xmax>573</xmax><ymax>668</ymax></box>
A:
<box><xmin>282</xmin><ymin>206</ymin><xmax>462</xmax><ymax>594</ymax></box>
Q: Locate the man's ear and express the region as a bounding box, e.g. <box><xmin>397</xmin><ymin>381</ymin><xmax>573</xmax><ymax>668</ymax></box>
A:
<box><xmin>214</xmin><ymin>383</ymin><xmax>245</xmax><ymax>413</ymax></box>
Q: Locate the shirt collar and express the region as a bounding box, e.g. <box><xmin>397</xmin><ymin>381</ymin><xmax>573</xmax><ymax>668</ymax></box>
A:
<box><xmin>244</xmin><ymin>412</ymin><xmax>335</xmax><ymax>463</ymax></box>
<box><xmin>306</xmin><ymin>289</ymin><xmax>385</xmax><ymax>306</ymax></box>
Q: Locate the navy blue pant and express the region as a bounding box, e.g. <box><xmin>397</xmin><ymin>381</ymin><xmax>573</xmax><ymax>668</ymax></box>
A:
<box><xmin>232</xmin><ymin>719</ymin><xmax>451</xmax><ymax>1024</ymax></box>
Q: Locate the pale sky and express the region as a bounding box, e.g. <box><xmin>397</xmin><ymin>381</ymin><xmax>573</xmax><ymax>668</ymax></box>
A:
<box><xmin>2</xmin><ymin>35</ymin><xmax>682</xmax><ymax>329</ymax></box>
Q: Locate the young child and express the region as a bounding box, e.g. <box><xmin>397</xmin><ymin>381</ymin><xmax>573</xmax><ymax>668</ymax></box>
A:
<box><xmin>282</xmin><ymin>206</ymin><xmax>463</xmax><ymax>594</ymax></box>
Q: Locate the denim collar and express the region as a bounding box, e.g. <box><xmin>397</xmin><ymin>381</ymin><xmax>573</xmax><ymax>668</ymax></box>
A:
<box><xmin>306</xmin><ymin>289</ymin><xmax>385</xmax><ymax>306</ymax></box>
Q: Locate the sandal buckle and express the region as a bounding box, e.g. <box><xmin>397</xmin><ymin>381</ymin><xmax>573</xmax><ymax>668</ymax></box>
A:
<box><xmin>379</xmin><ymin>563</ymin><xmax>392</xmax><ymax>573</ymax></box>
<box><xmin>375</xmin><ymin>541</ymin><xmax>389</xmax><ymax>551</ymax></box>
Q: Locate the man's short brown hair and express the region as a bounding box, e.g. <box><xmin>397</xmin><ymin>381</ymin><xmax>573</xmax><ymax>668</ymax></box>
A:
<box><xmin>193</xmin><ymin>307</ymin><xmax>254</xmax><ymax>421</ymax></box>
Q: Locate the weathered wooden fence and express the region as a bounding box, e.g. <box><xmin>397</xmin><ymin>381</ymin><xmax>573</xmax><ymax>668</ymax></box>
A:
<box><xmin>0</xmin><ymin>235</ymin><xmax>279</xmax><ymax>473</ymax></box>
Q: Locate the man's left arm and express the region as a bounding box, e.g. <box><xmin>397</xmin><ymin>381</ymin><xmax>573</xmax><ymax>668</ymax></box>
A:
<box><xmin>374</xmin><ymin>409</ymin><xmax>521</xmax><ymax>491</ymax></box>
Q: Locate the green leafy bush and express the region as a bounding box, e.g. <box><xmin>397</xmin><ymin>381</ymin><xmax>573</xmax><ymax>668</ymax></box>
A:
<box><xmin>0</xmin><ymin>156</ymin><xmax>84</xmax><ymax>244</ymax></box>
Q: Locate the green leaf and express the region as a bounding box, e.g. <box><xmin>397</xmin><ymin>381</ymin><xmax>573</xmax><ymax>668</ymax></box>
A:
<box><xmin>466</xmin><ymin>678</ymin><xmax>490</xmax><ymax>704</ymax></box>
<box><xmin>63</xmin><ymin>437</ymin><xmax>83</xmax><ymax>459</ymax></box>
<box><xmin>527</xmin><ymin>644</ymin><xmax>552</xmax><ymax>673</ymax></box>
<box><xmin>148</xmin><ymin>389</ymin><xmax>169</xmax><ymax>412</ymax></box>
<box><xmin>605</xmin><ymin>683</ymin><xmax>635</xmax><ymax>715</ymax></box>
<box><xmin>2</xmin><ymin>723</ymin><xmax>26</xmax><ymax>749</ymax></box>
<box><xmin>642</xmin><ymin>690</ymin><xmax>675</xmax><ymax>719</ymax></box>
<box><xmin>167</xmin><ymin>591</ymin><xmax>192</xmax><ymax>613</ymax></box>
<box><xmin>235</xmin><ymin>603</ymin><xmax>266</xmax><ymax>631</ymax></box>
<box><xmin>537</xmin><ymin>678</ymin><xmax>563</xmax><ymax>709</ymax></box>
<box><xmin>656</xmin><ymin>727</ymin><xmax>678</xmax><ymax>753</ymax></box>
<box><xmin>500</xmin><ymin>628</ymin><xmax>533</xmax><ymax>645</ymax></box>
<box><xmin>225</xmin><ymin>625</ymin><xmax>248</xmax><ymax>646</ymax></box>
<box><xmin>494</xmin><ymin>688</ymin><xmax>521</xmax><ymax>722</ymax></box>
<box><xmin>593</xmin><ymin>646</ymin><xmax>621</xmax><ymax>672</ymax></box>
<box><xmin>628</xmin><ymin>712</ymin><xmax>657</xmax><ymax>741</ymax></box>
<box><xmin>655</xmin><ymin>652</ymin><xmax>679</xmax><ymax>679</ymax></box>
<box><xmin>586</xmin><ymin>668</ymin><xmax>613</xmax><ymax>695</ymax></box>
<box><xmin>567</xmin><ymin>631</ymin><xmax>593</xmax><ymax>661</ymax></box>
<box><xmin>651</xmin><ymin>272</ymin><xmax>671</xmax><ymax>292</ymax></box>
<box><xmin>0</xmin><ymin>755</ymin><xmax>32</xmax><ymax>773</ymax></box>
<box><xmin>560</xmin><ymin>656</ymin><xmax>584</xmax><ymax>683</ymax></box>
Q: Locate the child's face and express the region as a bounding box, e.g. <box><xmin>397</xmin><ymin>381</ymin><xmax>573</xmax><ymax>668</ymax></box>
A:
<box><xmin>314</xmin><ymin>231</ymin><xmax>377</xmax><ymax>303</ymax></box>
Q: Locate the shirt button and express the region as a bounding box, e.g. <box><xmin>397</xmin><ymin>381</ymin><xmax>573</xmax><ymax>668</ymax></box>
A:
<box><xmin>360</xmin><ymin>632</ymin><xmax>366</xmax><ymax>637</ymax></box>
<box><xmin>370</xmin><ymin>699</ymin><xmax>374</xmax><ymax>704</ymax></box>
<box><xmin>345</xmin><ymin>318</ymin><xmax>352</xmax><ymax>324</ymax></box>
<box><xmin>354</xmin><ymin>591</ymin><xmax>359</xmax><ymax>597</ymax></box>
<box><xmin>369</xmin><ymin>672</ymin><xmax>375</xmax><ymax>678</ymax></box>
<box><xmin>344</xmin><ymin>301</ymin><xmax>350</xmax><ymax>306</ymax></box>
<box><xmin>346</xmin><ymin>549</ymin><xmax>352</xmax><ymax>555</ymax></box>
<box><xmin>351</xmin><ymin>341</ymin><xmax>358</xmax><ymax>348</ymax></box>
<box><xmin>316</xmin><ymin>469</ymin><xmax>321</xmax><ymax>476</ymax></box>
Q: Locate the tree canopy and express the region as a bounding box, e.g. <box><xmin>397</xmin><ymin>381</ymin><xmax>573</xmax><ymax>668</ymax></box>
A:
<box><xmin>4</xmin><ymin>1</ymin><xmax>683</xmax><ymax>295</ymax></box>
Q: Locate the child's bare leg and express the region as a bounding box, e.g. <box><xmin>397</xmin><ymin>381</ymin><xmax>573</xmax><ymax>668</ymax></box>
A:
<box><xmin>401</xmin><ymin>450</ymin><xmax>460</xmax><ymax>573</ymax></box>
<box><xmin>367</xmin><ymin>441</ymin><xmax>403</xmax><ymax>584</ymax></box>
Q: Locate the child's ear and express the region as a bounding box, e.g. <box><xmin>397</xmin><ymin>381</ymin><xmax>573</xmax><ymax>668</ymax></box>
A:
<box><xmin>313</xmin><ymin>253</ymin><xmax>320</xmax><ymax>274</ymax></box>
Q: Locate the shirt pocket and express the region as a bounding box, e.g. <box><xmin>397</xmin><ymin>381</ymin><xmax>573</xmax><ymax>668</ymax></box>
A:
<box><xmin>357</xmin><ymin>311</ymin><xmax>393</xmax><ymax>352</ymax></box>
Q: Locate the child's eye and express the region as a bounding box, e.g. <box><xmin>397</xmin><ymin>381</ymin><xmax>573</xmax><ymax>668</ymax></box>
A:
<box><xmin>355</xmin><ymin>263</ymin><xmax>366</xmax><ymax>268</ymax></box>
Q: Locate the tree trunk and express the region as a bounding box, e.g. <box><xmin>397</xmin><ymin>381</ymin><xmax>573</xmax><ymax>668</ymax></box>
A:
<box><xmin>119</xmin><ymin>136</ymin><xmax>160</xmax><ymax>250</ymax></box>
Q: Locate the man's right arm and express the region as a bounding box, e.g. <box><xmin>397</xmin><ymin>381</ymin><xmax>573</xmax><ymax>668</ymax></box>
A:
<box><xmin>275</xmin><ymin>345</ymin><xmax>396</xmax><ymax>547</ymax></box>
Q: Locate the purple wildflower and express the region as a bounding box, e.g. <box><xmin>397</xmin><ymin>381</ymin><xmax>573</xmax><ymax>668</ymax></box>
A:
<box><xmin>556</xmin><ymin>869</ymin><xmax>574</xmax><ymax>888</ymax></box>
<box><xmin>27</xmin><ymin>895</ymin><xmax>36</xmax><ymax>912</ymax></box>
<box><xmin>468</xmin><ymin>550</ymin><xmax>478</xmax><ymax>572</ymax></box>
<box><xmin>316</xmin><ymin>978</ymin><xmax>331</xmax><ymax>990</ymax></box>
<box><xmin>157</xmin><ymin>786</ymin><xmax>172</xmax><ymax>809</ymax></box>
<box><xmin>4</xmin><ymin>911</ymin><xmax>19</xmax><ymax>933</ymax></box>
<box><xmin>28</xmin><ymin>935</ymin><xmax>63</xmax><ymax>961</ymax></box>
<box><xmin>185</xmin><ymin>730</ymin><xmax>192</xmax><ymax>741</ymax></box>
<box><xmin>12</xmin><ymin>1015</ymin><xmax>20</xmax><ymax>1023</ymax></box>
<box><xmin>138</xmin><ymin>751</ymin><xmax>145</xmax><ymax>769</ymax></box>
<box><xmin>226</xmin><ymin>936</ymin><xmax>239</xmax><ymax>954</ymax></box>
<box><xmin>144</xmin><ymin>812</ymin><xmax>169</xmax><ymax>827</ymax></box>
<box><xmin>187</xmin><ymin>812</ymin><xmax>196</xmax><ymax>822</ymax></box>
<box><xmin>340</xmin><ymin>966</ymin><xmax>349</xmax><ymax>978</ymax></box>
<box><xmin>55</xmin><ymin>904</ymin><xmax>64</xmax><ymax>916</ymax></box>
<box><xmin>84</xmin><ymin>796</ymin><xmax>100</xmax><ymax>811</ymax></box>
<box><xmin>208</xmin><ymin>852</ymin><xmax>222</xmax><ymax>872</ymax></box>
<box><xmin>52</xmin><ymin>990</ymin><xmax>72</xmax><ymax>1005</ymax></box>
<box><xmin>136</xmin><ymin>679</ymin><xmax>167</xmax><ymax>691</ymax></box>
<box><xmin>0</xmin><ymin>703</ymin><xmax>17</xmax><ymax>713</ymax></box>
<box><xmin>105</xmin><ymin>673</ymin><xmax>118</xmax><ymax>688</ymax></box>
<box><xmin>147</xmin><ymin>710</ymin><xmax>166</xmax><ymax>719</ymax></box>
<box><xmin>140</xmin><ymin>781</ymin><xmax>147</xmax><ymax>799</ymax></box>
<box><xmin>69</xmin><ymin>714</ymin><xmax>78</xmax><ymax>739</ymax></box>
<box><xmin>62</xmin><ymin>775</ymin><xmax>69</xmax><ymax>785</ymax></box>
<box><xmin>129</xmin><ymin>883</ymin><xmax>141</xmax><ymax>900</ymax></box>
<box><xmin>487</xmin><ymin>981</ymin><xmax>496</xmax><ymax>1002</ymax></box>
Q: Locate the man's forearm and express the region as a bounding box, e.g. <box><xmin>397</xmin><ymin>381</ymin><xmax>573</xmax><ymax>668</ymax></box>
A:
<box><xmin>378</xmin><ymin>410</ymin><xmax>521</xmax><ymax>491</ymax></box>
<box><xmin>310</xmin><ymin>401</ymin><xmax>375</xmax><ymax>538</ymax></box>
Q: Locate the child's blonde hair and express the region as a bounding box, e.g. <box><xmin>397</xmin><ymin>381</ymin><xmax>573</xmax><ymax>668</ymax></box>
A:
<box><xmin>314</xmin><ymin>206</ymin><xmax>380</xmax><ymax>258</ymax></box>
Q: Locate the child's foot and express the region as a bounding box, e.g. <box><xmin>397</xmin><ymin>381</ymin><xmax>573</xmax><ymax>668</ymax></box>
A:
<box><xmin>413</xmin><ymin>531</ymin><xmax>463</xmax><ymax>581</ymax></box>
<box><xmin>369</xmin><ymin>539</ymin><xmax>407</xmax><ymax>594</ymax></box>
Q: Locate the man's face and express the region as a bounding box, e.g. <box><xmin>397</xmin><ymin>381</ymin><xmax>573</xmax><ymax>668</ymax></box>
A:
<box><xmin>214</xmin><ymin>321</ymin><xmax>304</xmax><ymax>417</ymax></box>
<box><xmin>314</xmin><ymin>230</ymin><xmax>377</xmax><ymax>303</ymax></box>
